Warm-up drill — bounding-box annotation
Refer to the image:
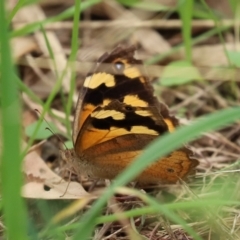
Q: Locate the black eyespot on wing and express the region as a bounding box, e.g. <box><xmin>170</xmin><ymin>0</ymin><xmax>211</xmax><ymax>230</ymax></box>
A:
<box><xmin>114</xmin><ymin>61</ymin><xmax>125</xmax><ymax>72</ymax></box>
<box><xmin>125</xmin><ymin>105</ymin><xmax>133</xmax><ymax>111</ymax></box>
<box><xmin>167</xmin><ymin>168</ymin><xmax>175</xmax><ymax>173</ymax></box>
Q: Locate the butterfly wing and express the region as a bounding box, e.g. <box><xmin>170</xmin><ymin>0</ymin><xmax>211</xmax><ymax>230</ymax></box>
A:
<box><xmin>74</xmin><ymin>100</ymin><xmax>198</xmax><ymax>183</ymax></box>
<box><xmin>72</xmin><ymin>46</ymin><xmax>198</xmax><ymax>183</ymax></box>
<box><xmin>75</xmin><ymin>99</ymin><xmax>167</xmax><ymax>150</ymax></box>
<box><xmin>84</xmin><ymin>145</ymin><xmax>197</xmax><ymax>183</ymax></box>
<box><xmin>73</xmin><ymin>46</ymin><xmax>176</xmax><ymax>142</ymax></box>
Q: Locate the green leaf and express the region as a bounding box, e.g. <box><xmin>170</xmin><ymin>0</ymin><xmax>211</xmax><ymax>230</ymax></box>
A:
<box><xmin>0</xmin><ymin>0</ymin><xmax>28</xmax><ymax>238</ymax></box>
<box><xmin>160</xmin><ymin>60</ymin><xmax>202</xmax><ymax>86</ymax></box>
<box><xmin>226</xmin><ymin>50</ymin><xmax>240</xmax><ymax>67</ymax></box>
<box><xmin>64</xmin><ymin>140</ymin><xmax>73</xmax><ymax>149</ymax></box>
<box><xmin>25</xmin><ymin>121</ymin><xmax>58</xmax><ymax>140</ymax></box>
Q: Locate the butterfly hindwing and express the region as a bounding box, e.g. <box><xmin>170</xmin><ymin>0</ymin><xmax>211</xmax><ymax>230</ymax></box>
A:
<box><xmin>75</xmin><ymin>100</ymin><xmax>168</xmax><ymax>152</ymax></box>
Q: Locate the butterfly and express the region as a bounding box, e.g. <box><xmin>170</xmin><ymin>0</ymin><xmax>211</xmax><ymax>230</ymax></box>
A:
<box><xmin>62</xmin><ymin>46</ymin><xmax>198</xmax><ymax>184</ymax></box>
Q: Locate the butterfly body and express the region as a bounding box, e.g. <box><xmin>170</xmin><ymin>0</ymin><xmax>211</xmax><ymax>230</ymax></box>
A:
<box><xmin>64</xmin><ymin>46</ymin><xmax>198</xmax><ymax>184</ymax></box>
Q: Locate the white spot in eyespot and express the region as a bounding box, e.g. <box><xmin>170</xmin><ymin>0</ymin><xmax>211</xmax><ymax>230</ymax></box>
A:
<box><xmin>91</xmin><ymin>110</ymin><xmax>125</xmax><ymax>120</ymax></box>
<box><xmin>84</xmin><ymin>73</ymin><xmax>115</xmax><ymax>89</ymax></box>
<box><xmin>115</xmin><ymin>62</ymin><xmax>123</xmax><ymax>70</ymax></box>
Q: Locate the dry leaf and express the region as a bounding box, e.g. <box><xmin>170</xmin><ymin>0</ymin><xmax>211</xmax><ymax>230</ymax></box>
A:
<box><xmin>11</xmin><ymin>37</ymin><xmax>38</xmax><ymax>61</ymax></box>
<box><xmin>22</xmin><ymin>144</ymin><xmax>89</xmax><ymax>199</ymax></box>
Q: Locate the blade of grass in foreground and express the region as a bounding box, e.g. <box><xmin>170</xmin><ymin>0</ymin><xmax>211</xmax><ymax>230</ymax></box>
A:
<box><xmin>0</xmin><ymin>1</ymin><xmax>28</xmax><ymax>239</ymax></box>
<box><xmin>72</xmin><ymin>107</ymin><xmax>240</xmax><ymax>240</ymax></box>
<box><xmin>43</xmin><ymin>196</ymin><xmax>239</xmax><ymax>237</ymax></box>
<box><xmin>65</xmin><ymin>0</ymin><xmax>81</xmax><ymax>137</ymax></box>
<box><xmin>96</xmin><ymin>198</ymin><xmax>240</xmax><ymax>224</ymax></box>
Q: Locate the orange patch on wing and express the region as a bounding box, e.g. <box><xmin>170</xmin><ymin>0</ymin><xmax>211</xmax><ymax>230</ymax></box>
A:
<box><xmin>81</xmin><ymin>145</ymin><xmax>197</xmax><ymax>184</ymax></box>
<box><xmin>93</xmin><ymin>151</ymin><xmax>142</xmax><ymax>165</ymax></box>
<box><xmin>141</xmin><ymin>150</ymin><xmax>198</xmax><ymax>183</ymax></box>
<box><xmin>80</xmin><ymin>150</ymin><xmax>143</xmax><ymax>180</ymax></box>
<box><xmin>78</xmin><ymin>125</ymin><xmax>158</xmax><ymax>152</ymax></box>
<box><xmin>77</xmin><ymin>104</ymin><xmax>95</xmax><ymax>132</ymax></box>
<box><xmin>77</xmin><ymin>127</ymin><xmax>130</xmax><ymax>151</ymax></box>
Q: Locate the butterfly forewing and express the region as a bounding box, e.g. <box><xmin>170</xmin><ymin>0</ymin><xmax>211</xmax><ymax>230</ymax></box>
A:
<box><xmin>73</xmin><ymin>46</ymin><xmax>169</xmax><ymax>142</ymax></box>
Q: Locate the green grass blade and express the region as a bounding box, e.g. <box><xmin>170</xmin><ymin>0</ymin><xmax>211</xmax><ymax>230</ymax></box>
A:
<box><xmin>43</xmin><ymin>194</ymin><xmax>240</xmax><ymax>237</ymax></box>
<box><xmin>97</xmin><ymin>198</ymin><xmax>240</xmax><ymax>224</ymax></box>
<box><xmin>178</xmin><ymin>0</ymin><xmax>193</xmax><ymax>62</ymax></box>
<box><xmin>7</xmin><ymin>0</ymin><xmax>27</xmax><ymax>23</ymax></box>
<box><xmin>15</xmin><ymin>74</ymin><xmax>43</xmax><ymax>105</ymax></box>
<box><xmin>65</xmin><ymin>0</ymin><xmax>81</xmax><ymax>136</ymax></box>
<box><xmin>0</xmin><ymin>1</ymin><xmax>28</xmax><ymax>239</ymax></box>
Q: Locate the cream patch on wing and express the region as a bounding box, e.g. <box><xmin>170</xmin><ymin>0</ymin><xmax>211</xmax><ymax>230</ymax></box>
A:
<box><xmin>91</xmin><ymin>110</ymin><xmax>125</xmax><ymax>120</ymax></box>
<box><xmin>84</xmin><ymin>73</ymin><xmax>115</xmax><ymax>89</ymax></box>
<box><xmin>135</xmin><ymin>110</ymin><xmax>152</xmax><ymax>117</ymax></box>
<box><xmin>103</xmin><ymin>98</ymin><xmax>111</xmax><ymax>106</ymax></box>
<box><xmin>131</xmin><ymin>126</ymin><xmax>158</xmax><ymax>135</ymax></box>
<box><xmin>123</xmin><ymin>66</ymin><xmax>141</xmax><ymax>79</ymax></box>
<box><xmin>164</xmin><ymin>118</ymin><xmax>175</xmax><ymax>132</ymax></box>
<box><xmin>123</xmin><ymin>95</ymin><xmax>148</xmax><ymax>107</ymax></box>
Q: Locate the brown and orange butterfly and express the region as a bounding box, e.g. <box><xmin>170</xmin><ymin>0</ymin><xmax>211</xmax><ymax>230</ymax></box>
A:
<box><xmin>63</xmin><ymin>46</ymin><xmax>198</xmax><ymax>184</ymax></box>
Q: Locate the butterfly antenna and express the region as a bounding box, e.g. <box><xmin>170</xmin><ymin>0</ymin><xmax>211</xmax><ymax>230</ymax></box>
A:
<box><xmin>34</xmin><ymin>109</ymin><xmax>69</xmax><ymax>150</ymax></box>
<box><xmin>46</xmin><ymin>127</ymin><xmax>68</xmax><ymax>150</ymax></box>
